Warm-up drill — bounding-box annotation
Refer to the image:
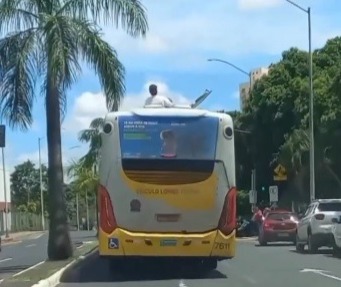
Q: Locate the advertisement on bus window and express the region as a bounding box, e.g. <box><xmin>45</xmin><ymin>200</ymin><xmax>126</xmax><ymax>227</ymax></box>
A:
<box><xmin>118</xmin><ymin>116</ymin><xmax>219</xmax><ymax>160</ymax></box>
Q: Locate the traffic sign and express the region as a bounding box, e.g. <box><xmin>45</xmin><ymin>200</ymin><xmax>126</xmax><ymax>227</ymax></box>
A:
<box><xmin>269</xmin><ymin>185</ymin><xmax>278</xmax><ymax>202</ymax></box>
<box><xmin>249</xmin><ymin>190</ymin><xmax>257</xmax><ymax>204</ymax></box>
<box><xmin>273</xmin><ymin>164</ymin><xmax>287</xmax><ymax>181</ymax></box>
<box><xmin>0</xmin><ymin>125</ymin><xmax>5</xmax><ymax>148</ymax></box>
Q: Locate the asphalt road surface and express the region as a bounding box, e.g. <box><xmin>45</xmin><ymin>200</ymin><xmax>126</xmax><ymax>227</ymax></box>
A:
<box><xmin>0</xmin><ymin>230</ymin><xmax>97</xmax><ymax>282</ymax></box>
<box><xmin>59</xmin><ymin>239</ymin><xmax>341</xmax><ymax>287</ymax></box>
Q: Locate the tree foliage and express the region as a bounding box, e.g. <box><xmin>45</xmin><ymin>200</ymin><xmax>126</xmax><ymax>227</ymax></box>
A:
<box><xmin>238</xmin><ymin>36</ymin><xmax>341</xmax><ymax>203</ymax></box>
<box><xmin>10</xmin><ymin>160</ymin><xmax>48</xmax><ymax>213</ymax></box>
<box><xmin>0</xmin><ymin>0</ymin><xmax>148</xmax><ymax>260</ymax></box>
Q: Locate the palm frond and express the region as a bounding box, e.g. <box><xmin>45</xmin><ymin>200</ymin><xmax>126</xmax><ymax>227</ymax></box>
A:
<box><xmin>89</xmin><ymin>117</ymin><xmax>104</xmax><ymax>129</ymax></box>
<box><xmin>43</xmin><ymin>14</ymin><xmax>82</xmax><ymax>118</ymax></box>
<box><xmin>59</xmin><ymin>0</ymin><xmax>148</xmax><ymax>37</ymax></box>
<box><xmin>73</xmin><ymin>18</ymin><xmax>125</xmax><ymax>110</ymax></box>
<box><xmin>0</xmin><ymin>0</ymin><xmax>38</xmax><ymax>34</ymax></box>
<box><xmin>78</xmin><ymin>128</ymin><xmax>98</xmax><ymax>143</ymax></box>
<box><xmin>0</xmin><ymin>28</ymin><xmax>37</xmax><ymax>129</ymax></box>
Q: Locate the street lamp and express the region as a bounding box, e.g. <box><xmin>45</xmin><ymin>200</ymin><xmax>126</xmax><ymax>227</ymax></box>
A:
<box><xmin>208</xmin><ymin>58</ymin><xmax>256</xmax><ymax>192</ymax></box>
<box><xmin>207</xmin><ymin>58</ymin><xmax>252</xmax><ymax>94</ymax></box>
<box><xmin>285</xmin><ymin>0</ymin><xmax>315</xmax><ymax>202</ymax></box>
<box><xmin>38</xmin><ymin>137</ymin><xmax>45</xmax><ymax>230</ymax></box>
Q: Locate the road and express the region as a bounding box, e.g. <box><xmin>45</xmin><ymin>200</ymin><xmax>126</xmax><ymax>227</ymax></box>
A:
<box><xmin>0</xmin><ymin>230</ymin><xmax>97</xmax><ymax>282</ymax></box>
<box><xmin>59</xmin><ymin>239</ymin><xmax>341</xmax><ymax>287</ymax></box>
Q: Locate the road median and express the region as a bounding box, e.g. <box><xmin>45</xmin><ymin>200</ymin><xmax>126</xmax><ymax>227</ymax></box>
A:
<box><xmin>1</xmin><ymin>240</ymin><xmax>98</xmax><ymax>287</ymax></box>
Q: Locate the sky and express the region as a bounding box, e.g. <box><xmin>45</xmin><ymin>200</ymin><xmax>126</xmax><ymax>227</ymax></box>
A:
<box><xmin>3</xmin><ymin>0</ymin><xmax>341</xmax><ymax>173</ymax></box>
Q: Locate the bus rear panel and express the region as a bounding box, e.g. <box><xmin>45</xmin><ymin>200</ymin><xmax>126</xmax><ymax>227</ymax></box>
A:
<box><xmin>98</xmin><ymin>109</ymin><xmax>236</xmax><ymax>262</ymax></box>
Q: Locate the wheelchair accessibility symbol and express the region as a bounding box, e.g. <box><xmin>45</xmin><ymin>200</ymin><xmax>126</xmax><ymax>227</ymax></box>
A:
<box><xmin>108</xmin><ymin>238</ymin><xmax>119</xmax><ymax>249</ymax></box>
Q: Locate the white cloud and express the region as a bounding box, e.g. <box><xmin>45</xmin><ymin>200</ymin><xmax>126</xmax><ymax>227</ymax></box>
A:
<box><xmin>63</xmin><ymin>81</ymin><xmax>193</xmax><ymax>133</ymax></box>
<box><xmin>238</xmin><ymin>0</ymin><xmax>282</xmax><ymax>10</ymax></box>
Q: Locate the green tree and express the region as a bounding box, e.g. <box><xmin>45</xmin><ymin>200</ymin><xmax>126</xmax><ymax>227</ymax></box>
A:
<box><xmin>10</xmin><ymin>160</ymin><xmax>48</xmax><ymax>211</ymax></box>
<box><xmin>0</xmin><ymin>0</ymin><xmax>148</xmax><ymax>260</ymax></box>
<box><xmin>78</xmin><ymin>117</ymin><xmax>105</xmax><ymax>169</ymax></box>
<box><xmin>67</xmin><ymin>160</ymin><xmax>99</xmax><ymax>231</ymax></box>
<box><xmin>242</xmin><ymin>37</ymin><xmax>341</xmax><ymax>203</ymax></box>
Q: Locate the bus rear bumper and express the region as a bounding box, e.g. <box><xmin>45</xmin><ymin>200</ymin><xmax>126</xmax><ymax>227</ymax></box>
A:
<box><xmin>98</xmin><ymin>228</ymin><xmax>236</xmax><ymax>260</ymax></box>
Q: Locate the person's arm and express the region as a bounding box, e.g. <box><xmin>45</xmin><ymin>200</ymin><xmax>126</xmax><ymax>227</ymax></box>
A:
<box><xmin>163</xmin><ymin>97</ymin><xmax>174</xmax><ymax>108</ymax></box>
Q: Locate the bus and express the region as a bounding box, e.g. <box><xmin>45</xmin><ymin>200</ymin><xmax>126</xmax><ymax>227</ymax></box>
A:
<box><xmin>98</xmin><ymin>102</ymin><xmax>237</xmax><ymax>271</ymax></box>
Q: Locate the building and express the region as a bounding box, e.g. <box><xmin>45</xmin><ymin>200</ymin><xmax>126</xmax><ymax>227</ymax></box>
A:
<box><xmin>239</xmin><ymin>67</ymin><xmax>269</xmax><ymax>110</ymax></box>
<box><xmin>0</xmin><ymin>169</ymin><xmax>12</xmax><ymax>233</ymax></box>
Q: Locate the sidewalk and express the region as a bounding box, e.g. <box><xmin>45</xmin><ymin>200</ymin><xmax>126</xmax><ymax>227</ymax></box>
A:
<box><xmin>1</xmin><ymin>231</ymin><xmax>45</xmax><ymax>243</ymax></box>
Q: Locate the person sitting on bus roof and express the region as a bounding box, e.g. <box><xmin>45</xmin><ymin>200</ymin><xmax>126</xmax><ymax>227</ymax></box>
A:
<box><xmin>144</xmin><ymin>84</ymin><xmax>174</xmax><ymax>108</ymax></box>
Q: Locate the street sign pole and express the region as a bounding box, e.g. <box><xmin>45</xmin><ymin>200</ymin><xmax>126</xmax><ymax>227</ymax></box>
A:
<box><xmin>0</xmin><ymin>125</ymin><xmax>9</xmax><ymax>238</ymax></box>
<box><xmin>269</xmin><ymin>185</ymin><xmax>279</xmax><ymax>205</ymax></box>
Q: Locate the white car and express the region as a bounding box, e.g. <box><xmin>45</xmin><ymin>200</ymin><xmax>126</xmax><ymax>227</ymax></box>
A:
<box><xmin>296</xmin><ymin>199</ymin><xmax>341</xmax><ymax>253</ymax></box>
<box><xmin>331</xmin><ymin>216</ymin><xmax>341</xmax><ymax>257</ymax></box>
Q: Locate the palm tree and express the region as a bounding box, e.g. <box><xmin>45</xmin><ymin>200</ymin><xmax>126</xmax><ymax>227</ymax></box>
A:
<box><xmin>67</xmin><ymin>160</ymin><xmax>99</xmax><ymax>234</ymax></box>
<box><xmin>78</xmin><ymin>117</ymin><xmax>104</xmax><ymax>169</ymax></box>
<box><xmin>0</xmin><ymin>0</ymin><xmax>148</xmax><ymax>260</ymax></box>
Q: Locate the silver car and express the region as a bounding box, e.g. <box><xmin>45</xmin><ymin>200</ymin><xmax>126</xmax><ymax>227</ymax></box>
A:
<box><xmin>296</xmin><ymin>199</ymin><xmax>341</xmax><ymax>253</ymax></box>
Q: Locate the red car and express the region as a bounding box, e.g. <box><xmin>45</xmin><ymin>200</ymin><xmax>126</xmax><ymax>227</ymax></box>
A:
<box><xmin>258</xmin><ymin>210</ymin><xmax>298</xmax><ymax>246</ymax></box>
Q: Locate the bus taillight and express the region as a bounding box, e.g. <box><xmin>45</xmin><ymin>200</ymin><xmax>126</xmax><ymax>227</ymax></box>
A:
<box><xmin>99</xmin><ymin>184</ymin><xmax>117</xmax><ymax>234</ymax></box>
<box><xmin>218</xmin><ymin>187</ymin><xmax>237</xmax><ymax>236</ymax></box>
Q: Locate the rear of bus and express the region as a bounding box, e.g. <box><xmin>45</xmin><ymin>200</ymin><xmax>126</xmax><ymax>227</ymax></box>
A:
<box><xmin>98</xmin><ymin>108</ymin><xmax>237</xmax><ymax>267</ymax></box>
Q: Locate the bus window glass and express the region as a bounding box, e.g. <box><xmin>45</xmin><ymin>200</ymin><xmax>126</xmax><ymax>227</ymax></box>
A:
<box><xmin>118</xmin><ymin>116</ymin><xmax>219</xmax><ymax>160</ymax></box>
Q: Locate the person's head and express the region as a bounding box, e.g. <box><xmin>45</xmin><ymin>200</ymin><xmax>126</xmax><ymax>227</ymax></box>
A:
<box><xmin>149</xmin><ymin>84</ymin><xmax>158</xmax><ymax>96</ymax></box>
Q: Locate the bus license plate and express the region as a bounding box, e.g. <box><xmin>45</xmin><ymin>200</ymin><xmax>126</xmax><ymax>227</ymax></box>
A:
<box><xmin>160</xmin><ymin>239</ymin><xmax>177</xmax><ymax>246</ymax></box>
<box><xmin>278</xmin><ymin>233</ymin><xmax>289</xmax><ymax>237</ymax></box>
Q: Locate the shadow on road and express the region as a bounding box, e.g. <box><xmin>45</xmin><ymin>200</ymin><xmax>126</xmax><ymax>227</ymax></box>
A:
<box><xmin>289</xmin><ymin>248</ymin><xmax>333</xmax><ymax>255</ymax></box>
<box><xmin>254</xmin><ymin>243</ymin><xmax>294</xmax><ymax>247</ymax></box>
<box><xmin>61</xmin><ymin>251</ymin><xmax>227</xmax><ymax>283</ymax></box>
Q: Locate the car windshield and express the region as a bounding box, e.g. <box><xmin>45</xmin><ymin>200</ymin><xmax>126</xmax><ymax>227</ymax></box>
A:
<box><xmin>267</xmin><ymin>213</ymin><xmax>297</xmax><ymax>221</ymax></box>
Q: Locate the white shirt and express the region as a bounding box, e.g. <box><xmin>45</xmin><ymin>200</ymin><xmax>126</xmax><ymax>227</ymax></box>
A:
<box><xmin>144</xmin><ymin>95</ymin><xmax>173</xmax><ymax>108</ymax></box>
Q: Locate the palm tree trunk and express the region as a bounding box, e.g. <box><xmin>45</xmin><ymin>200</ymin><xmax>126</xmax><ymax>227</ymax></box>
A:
<box><xmin>46</xmin><ymin>71</ymin><xmax>73</xmax><ymax>260</ymax></box>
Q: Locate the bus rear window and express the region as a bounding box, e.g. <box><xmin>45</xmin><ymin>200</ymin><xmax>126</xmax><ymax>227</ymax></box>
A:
<box><xmin>118</xmin><ymin>115</ymin><xmax>219</xmax><ymax>160</ymax></box>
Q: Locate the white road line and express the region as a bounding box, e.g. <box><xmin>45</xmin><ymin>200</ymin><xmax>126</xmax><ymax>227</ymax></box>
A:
<box><xmin>179</xmin><ymin>279</ymin><xmax>187</xmax><ymax>287</ymax></box>
<box><xmin>26</xmin><ymin>244</ymin><xmax>36</xmax><ymax>248</ymax></box>
<box><xmin>0</xmin><ymin>278</ymin><xmax>4</xmax><ymax>285</ymax></box>
<box><xmin>31</xmin><ymin>233</ymin><xmax>45</xmax><ymax>240</ymax></box>
<box><xmin>13</xmin><ymin>261</ymin><xmax>45</xmax><ymax>277</ymax></box>
<box><xmin>77</xmin><ymin>244</ymin><xmax>84</xmax><ymax>249</ymax></box>
<box><xmin>0</xmin><ymin>257</ymin><xmax>12</xmax><ymax>264</ymax></box>
<box><xmin>243</xmin><ymin>275</ymin><xmax>257</xmax><ymax>284</ymax></box>
<box><xmin>301</xmin><ymin>268</ymin><xmax>341</xmax><ymax>282</ymax></box>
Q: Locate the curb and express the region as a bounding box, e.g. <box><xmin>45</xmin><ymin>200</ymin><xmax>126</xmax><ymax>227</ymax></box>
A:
<box><xmin>2</xmin><ymin>237</ymin><xmax>14</xmax><ymax>243</ymax></box>
<box><xmin>31</xmin><ymin>245</ymin><xmax>98</xmax><ymax>287</ymax></box>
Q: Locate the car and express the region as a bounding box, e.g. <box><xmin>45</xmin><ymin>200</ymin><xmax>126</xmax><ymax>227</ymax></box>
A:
<box><xmin>296</xmin><ymin>199</ymin><xmax>341</xmax><ymax>253</ymax></box>
<box><xmin>258</xmin><ymin>210</ymin><xmax>298</xmax><ymax>246</ymax></box>
<box><xmin>331</xmin><ymin>215</ymin><xmax>341</xmax><ymax>257</ymax></box>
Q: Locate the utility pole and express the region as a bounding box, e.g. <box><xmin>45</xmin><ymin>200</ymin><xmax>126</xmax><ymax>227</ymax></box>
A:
<box><xmin>38</xmin><ymin>137</ymin><xmax>45</xmax><ymax>230</ymax></box>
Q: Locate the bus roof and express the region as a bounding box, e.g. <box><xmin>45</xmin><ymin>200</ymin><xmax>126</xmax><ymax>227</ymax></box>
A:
<box><xmin>104</xmin><ymin>108</ymin><xmax>233</xmax><ymax>122</ymax></box>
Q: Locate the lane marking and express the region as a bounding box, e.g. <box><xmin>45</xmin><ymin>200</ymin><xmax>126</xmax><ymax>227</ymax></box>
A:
<box><xmin>237</xmin><ymin>237</ymin><xmax>258</xmax><ymax>242</ymax></box>
<box><xmin>301</xmin><ymin>268</ymin><xmax>341</xmax><ymax>282</ymax></box>
<box><xmin>243</xmin><ymin>275</ymin><xmax>257</xmax><ymax>284</ymax></box>
<box><xmin>2</xmin><ymin>240</ymin><xmax>22</xmax><ymax>246</ymax></box>
<box><xmin>31</xmin><ymin>233</ymin><xmax>45</xmax><ymax>240</ymax></box>
<box><xmin>0</xmin><ymin>258</ymin><xmax>12</xmax><ymax>264</ymax></box>
<box><xmin>77</xmin><ymin>244</ymin><xmax>84</xmax><ymax>249</ymax></box>
<box><xmin>179</xmin><ymin>279</ymin><xmax>187</xmax><ymax>287</ymax></box>
<box><xmin>26</xmin><ymin>244</ymin><xmax>36</xmax><ymax>248</ymax></box>
<box><xmin>13</xmin><ymin>260</ymin><xmax>45</xmax><ymax>277</ymax></box>
<box><xmin>0</xmin><ymin>279</ymin><xmax>3</xmax><ymax>285</ymax></box>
